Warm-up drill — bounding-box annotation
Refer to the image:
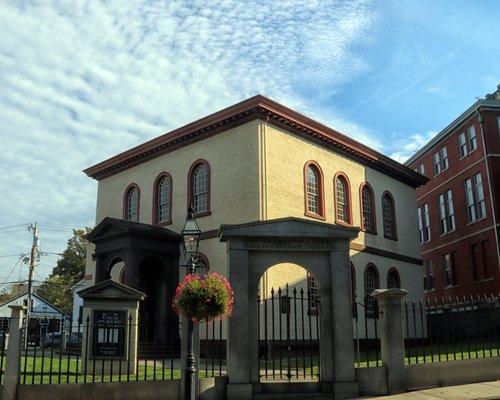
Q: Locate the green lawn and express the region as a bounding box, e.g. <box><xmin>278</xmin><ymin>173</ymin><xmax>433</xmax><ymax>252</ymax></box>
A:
<box><xmin>20</xmin><ymin>356</ymin><xmax>181</xmax><ymax>384</ymax></box>
<box><xmin>354</xmin><ymin>342</ymin><xmax>500</xmax><ymax>367</ymax></box>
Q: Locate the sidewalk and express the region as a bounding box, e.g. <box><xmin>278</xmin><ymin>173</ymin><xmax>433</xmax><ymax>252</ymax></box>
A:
<box><xmin>357</xmin><ymin>381</ymin><xmax>500</xmax><ymax>400</ymax></box>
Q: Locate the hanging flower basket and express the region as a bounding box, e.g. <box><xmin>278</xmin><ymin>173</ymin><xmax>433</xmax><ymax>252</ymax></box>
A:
<box><xmin>173</xmin><ymin>272</ymin><xmax>234</xmax><ymax>322</ymax></box>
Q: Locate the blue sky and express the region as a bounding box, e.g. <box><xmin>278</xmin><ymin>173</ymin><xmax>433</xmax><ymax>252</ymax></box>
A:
<box><xmin>0</xmin><ymin>0</ymin><xmax>499</xmax><ymax>283</ymax></box>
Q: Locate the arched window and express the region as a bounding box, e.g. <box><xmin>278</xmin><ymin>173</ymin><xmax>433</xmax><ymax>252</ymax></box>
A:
<box><xmin>364</xmin><ymin>264</ymin><xmax>379</xmax><ymax>318</ymax></box>
<box><xmin>188</xmin><ymin>160</ymin><xmax>211</xmax><ymax>216</ymax></box>
<box><xmin>153</xmin><ymin>173</ymin><xmax>172</xmax><ymax>225</ymax></box>
<box><xmin>304</xmin><ymin>161</ymin><xmax>325</xmax><ymax>219</ymax></box>
<box><xmin>124</xmin><ymin>184</ymin><xmax>139</xmax><ymax>222</ymax></box>
<box><xmin>360</xmin><ymin>183</ymin><xmax>376</xmax><ymax>233</ymax></box>
<box><xmin>196</xmin><ymin>252</ymin><xmax>210</xmax><ymax>275</ymax></box>
<box><xmin>335</xmin><ymin>173</ymin><xmax>351</xmax><ymax>224</ymax></box>
<box><xmin>382</xmin><ymin>191</ymin><xmax>397</xmax><ymax>240</ymax></box>
<box><xmin>387</xmin><ymin>268</ymin><xmax>401</xmax><ymax>289</ymax></box>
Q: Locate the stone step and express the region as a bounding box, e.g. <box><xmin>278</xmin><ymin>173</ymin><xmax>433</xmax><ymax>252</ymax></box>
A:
<box><xmin>253</xmin><ymin>394</ymin><xmax>334</xmax><ymax>400</ymax></box>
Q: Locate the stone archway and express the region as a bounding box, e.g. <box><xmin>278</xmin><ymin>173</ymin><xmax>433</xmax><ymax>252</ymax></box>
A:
<box><xmin>219</xmin><ymin>217</ymin><xmax>359</xmax><ymax>399</ymax></box>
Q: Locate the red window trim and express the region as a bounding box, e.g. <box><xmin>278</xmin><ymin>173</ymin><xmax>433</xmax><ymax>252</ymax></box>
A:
<box><xmin>381</xmin><ymin>191</ymin><xmax>398</xmax><ymax>241</ymax></box>
<box><xmin>187</xmin><ymin>159</ymin><xmax>212</xmax><ymax>218</ymax></box>
<box><xmin>333</xmin><ymin>172</ymin><xmax>352</xmax><ymax>226</ymax></box>
<box><xmin>386</xmin><ymin>267</ymin><xmax>401</xmax><ymax>289</ymax></box>
<box><xmin>152</xmin><ymin>172</ymin><xmax>173</xmax><ymax>226</ymax></box>
<box><xmin>359</xmin><ymin>182</ymin><xmax>377</xmax><ymax>234</ymax></box>
<box><xmin>123</xmin><ymin>183</ymin><xmax>140</xmax><ymax>221</ymax></box>
<box><xmin>303</xmin><ymin>161</ymin><xmax>326</xmax><ymax>221</ymax></box>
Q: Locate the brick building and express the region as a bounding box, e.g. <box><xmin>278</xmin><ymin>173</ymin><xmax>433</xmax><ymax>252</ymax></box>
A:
<box><xmin>406</xmin><ymin>85</ymin><xmax>500</xmax><ymax>299</ymax></box>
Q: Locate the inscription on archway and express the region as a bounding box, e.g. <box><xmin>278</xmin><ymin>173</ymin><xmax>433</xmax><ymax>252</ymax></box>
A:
<box><xmin>243</xmin><ymin>238</ymin><xmax>336</xmax><ymax>251</ymax></box>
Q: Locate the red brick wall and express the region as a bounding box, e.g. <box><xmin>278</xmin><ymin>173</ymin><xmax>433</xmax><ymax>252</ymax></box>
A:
<box><xmin>409</xmin><ymin>110</ymin><xmax>500</xmax><ymax>299</ymax></box>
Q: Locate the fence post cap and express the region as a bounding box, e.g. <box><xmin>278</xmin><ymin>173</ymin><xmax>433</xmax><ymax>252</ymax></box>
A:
<box><xmin>371</xmin><ymin>288</ymin><xmax>408</xmax><ymax>299</ymax></box>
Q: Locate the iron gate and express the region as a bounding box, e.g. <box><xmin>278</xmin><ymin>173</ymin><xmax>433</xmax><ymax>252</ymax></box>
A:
<box><xmin>258</xmin><ymin>284</ymin><xmax>321</xmax><ymax>381</ymax></box>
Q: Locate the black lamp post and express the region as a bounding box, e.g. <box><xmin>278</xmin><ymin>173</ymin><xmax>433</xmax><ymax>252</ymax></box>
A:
<box><xmin>180</xmin><ymin>205</ymin><xmax>201</xmax><ymax>400</ymax></box>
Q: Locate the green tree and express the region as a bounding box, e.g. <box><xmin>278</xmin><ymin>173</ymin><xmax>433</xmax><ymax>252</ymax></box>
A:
<box><xmin>37</xmin><ymin>228</ymin><xmax>91</xmax><ymax>313</ymax></box>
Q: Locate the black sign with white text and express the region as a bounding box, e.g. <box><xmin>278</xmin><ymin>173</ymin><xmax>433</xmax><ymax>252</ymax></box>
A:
<box><xmin>92</xmin><ymin>310</ymin><xmax>126</xmax><ymax>357</ymax></box>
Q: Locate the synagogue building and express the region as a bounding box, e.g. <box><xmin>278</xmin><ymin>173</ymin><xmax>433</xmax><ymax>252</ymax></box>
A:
<box><xmin>83</xmin><ymin>95</ymin><xmax>427</xmax><ymax>331</ymax></box>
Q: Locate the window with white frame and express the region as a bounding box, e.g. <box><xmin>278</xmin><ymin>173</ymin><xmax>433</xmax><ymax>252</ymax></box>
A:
<box><xmin>433</xmin><ymin>146</ymin><xmax>449</xmax><ymax>175</ymax></box>
<box><xmin>306</xmin><ymin>166</ymin><xmax>320</xmax><ymax>214</ymax></box>
<box><xmin>417</xmin><ymin>203</ymin><xmax>431</xmax><ymax>243</ymax></box>
<box><xmin>437</xmin><ymin>190</ymin><xmax>455</xmax><ymax>235</ymax></box>
<box><xmin>193</xmin><ymin>164</ymin><xmax>209</xmax><ymax>214</ymax></box>
<box><xmin>474</xmin><ymin>173</ymin><xmax>486</xmax><ymax>219</ymax></box>
<box><xmin>497</xmin><ymin>117</ymin><xmax>500</xmax><ymax>135</ymax></box>
<box><xmin>422</xmin><ymin>260</ymin><xmax>434</xmax><ymax>292</ymax></box>
<box><xmin>468</xmin><ymin>125</ymin><xmax>478</xmax><ymax>151</ymax></box>
<box><xmin>418</xmin><ymin>163</ymin><xmax>425</xmax><ymax>176</ymax></box>
<box><xmin>458</xmin><ymin>132</ymin><xmax>468</xmax><ymax>158</ymax></box>
<box><xmin>443</xmin><ymin>253</ymin><xmax>455</xmax><ymax>287</ymax></box>
<box><xmin>464</xmin><ymin>173</ymin><xmax>486</xmax><ymax>223</ymax></box>
<box><xmin>126</xmin><ymin>187</ymin><xmax>139</xmax><ymax>222</ymax></box>
<box><xmin>156</xmin><ymin>175</ymin><xmax>171</xmax><ymax>223</ymax></box>
<box><xmin>336</xmin><ymin>176</ymin><xmax>350</xmax><ymax>223</ymax></box>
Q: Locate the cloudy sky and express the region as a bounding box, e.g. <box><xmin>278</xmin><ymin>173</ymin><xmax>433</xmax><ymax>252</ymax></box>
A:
<box><xmin>1</xmin><ymin>0</ymin><xmax>499</xmax><ymax>283</ymax></box>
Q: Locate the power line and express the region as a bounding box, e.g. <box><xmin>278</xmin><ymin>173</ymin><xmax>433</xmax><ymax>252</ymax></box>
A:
<box><xmin>0</xmin><ymin>223</ymin><xmax>30</xmax><ymax>231</ymax></box>
<box><xmin>0</xmin><ymin>255</ymin><xmax>27</xmax><ymax>287</ymax></box>
<box><xmin>0</xmin><ymin>254</ymin><xmax>26</xmax><ymax>258</ymax></box>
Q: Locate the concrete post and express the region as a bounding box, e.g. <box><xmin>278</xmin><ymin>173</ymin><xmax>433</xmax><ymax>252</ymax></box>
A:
<box><xmin>329</xmin><ymin>242</ymin><xmax>358</xmax><ymax>398</ymax></box>
<box><xmin>225</xmin><ymin>245</ymin><xmax>252</xmax><ymax>400</ymax></box>
<box><xmin>372</xmin><ymin>288</ymin><xmax>408</xmax><ymax>394</ymax></box>
<box><xmin>3</xmin><ymin>305</ymin><xmax>25</xmax><ymax>400</ymax></box>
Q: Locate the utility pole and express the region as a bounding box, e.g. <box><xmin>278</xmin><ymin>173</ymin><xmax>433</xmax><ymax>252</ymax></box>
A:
<box><xmin>25</xmin><ymin>223</ymin><xmax>39</xmax><ymax>348</ymax></box>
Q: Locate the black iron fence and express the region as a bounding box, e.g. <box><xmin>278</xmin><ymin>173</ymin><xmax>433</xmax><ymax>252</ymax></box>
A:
<box><xmin>19</xmin><ymin>315</ymin><xmax>180</xmax><ymax>384</ymax></box>
<box><xmin>404</xmin><ymin>294</ymin><xmax>500</xmax><ymax>364</ymax></box>
<box><xmin>257</xmin><ymin>285</ymin><xmax>321</xmax><ymax>382</ymax></box>
<box><xmin>200</xmin><ymin>319</ymin><xmax>226</xmax><ymax>377</ymax></box>
<box><xmin>353</xmin><ymin>297</ymin><xmax>380</xmax><ymax>368</ymax></box>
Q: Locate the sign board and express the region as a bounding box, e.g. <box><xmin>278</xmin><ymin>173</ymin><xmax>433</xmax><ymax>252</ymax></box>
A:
<box><xmin>93</xmin><ymin>310</ymin><xmax>126</xmax><ymax>357</ymax></box>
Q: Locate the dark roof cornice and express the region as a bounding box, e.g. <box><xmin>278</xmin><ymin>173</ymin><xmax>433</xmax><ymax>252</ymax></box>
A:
<box><xmin>83</xmin><ymin>95</ymin><xmax>427</xmax><ymax>188</ymax></box>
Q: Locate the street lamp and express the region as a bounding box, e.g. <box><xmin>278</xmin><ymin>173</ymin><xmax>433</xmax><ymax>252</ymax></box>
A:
<box><xmin>180</xmin><ymin>205</ymin><xmax>201</xmax><ymax>400</ymax></box>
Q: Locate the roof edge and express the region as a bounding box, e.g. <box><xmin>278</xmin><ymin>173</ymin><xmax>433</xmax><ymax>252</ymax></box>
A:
<box><xmin>405</xmin><ymin>100</ymin><xmax>500</xmax><ymax>165</ymax></box>
<box><xmin>84</xmin><ymin>95</ymin><xmax>427</xmax><ymax>188</ymax></box>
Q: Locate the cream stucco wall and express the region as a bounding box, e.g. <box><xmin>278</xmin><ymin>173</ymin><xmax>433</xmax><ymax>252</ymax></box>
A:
<box><xmin>260</xmin><ymin>122</ymin><xmax>421</xmax><ymax>260</ymax></box>
<box><xmin>86</xmin><ymin>120</ymin><xmax>261</xmax><ymax>281</ymax></box>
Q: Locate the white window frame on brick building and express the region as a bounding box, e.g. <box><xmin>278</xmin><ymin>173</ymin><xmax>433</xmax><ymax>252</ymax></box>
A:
<box><xmin>437</xmin><ymin>189</ymin><xmax>455</xmax><ymax>235</ymax></box>
<box><xmin>467</xmin><ymin>125</ymin><xmax>478</xmax><ymax>152</ymax></box>
<box><xmin>433</xmin><ymin>146</ymin><xmax>449</xmax><ymax>176</ymax></box>
<box><xmin>443</xmin><ymin>252</ymin><xmax>455</xmax><ymax>288</ymax></box>
<box><xmin>417</xmin><ymin>203</ymin><xmax>431</xmax><ymax>243</ymax></box>
<box><xmin>458</xmin><ymin>132</ymin><xmax>468</xmax><ymax>158</ymax></box>
<box><xmin>464</xmin><ymin>173</ymin><xmax>486</xmax><ymax>223</ymax></box>
<box><xmin>422</xmin><ymin>260</ymin><xmax>434</xmax><ymax>292</ymax></box>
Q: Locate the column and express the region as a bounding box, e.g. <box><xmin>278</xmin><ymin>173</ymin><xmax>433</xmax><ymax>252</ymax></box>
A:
<box><xmin>226</xmin><ymin>242</ymin><xmax>252</xmax><ymax>400</ymax></box>
<box><xmin>330</xmin><ymin>241</ymin><xmax>358</xmax><ymax>398</ymax></box>
<box><xmin>3</xmin><ymin>305</ymin><xmax>25</xmax><ymax>400</ymax></box>
<box><xmin>123</xmin><ymin>249</ymin><xmax>139</xmax><ymax>288</ymax></box>
<box><xmin>372</xmin><ymin>288</ymin><xmax>408</xmax><ymax>394</ymax></box>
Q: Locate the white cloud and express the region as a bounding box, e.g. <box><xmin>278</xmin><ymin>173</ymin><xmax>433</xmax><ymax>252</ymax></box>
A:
<box><xmin>389</xmin><ymin>131</ymin><xmax>438</xmax><ymax>163</ymax></box>
<box><xmin>0</xmin><ymin>0</ymin><xmax>377</xmax><ymax>279</ymax></box>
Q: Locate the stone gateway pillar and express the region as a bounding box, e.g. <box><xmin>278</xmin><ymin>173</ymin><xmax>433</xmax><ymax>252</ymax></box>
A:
<box><xmin>78</xmin><ymin>280</ymin><xmax>145</xmax><ymax>375</ymax></box>
<box><xmin>219</xmin><ymin>217</ymin><xmax>359</xmax><ymax>400</ymax></box>
<box><xmin>372</xmin><ymin>288</ymin><xmax>408</xmax><ymax>394</ymax></box>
